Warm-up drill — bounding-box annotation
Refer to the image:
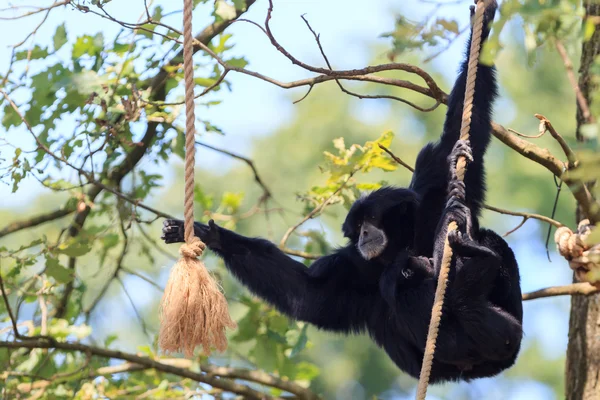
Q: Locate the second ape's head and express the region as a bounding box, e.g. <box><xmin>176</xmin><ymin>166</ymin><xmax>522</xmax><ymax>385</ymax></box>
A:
<box><xmin>342</xmin><ymin>187</ymin><xmax>419</xmax><ymax>260</ymax></box>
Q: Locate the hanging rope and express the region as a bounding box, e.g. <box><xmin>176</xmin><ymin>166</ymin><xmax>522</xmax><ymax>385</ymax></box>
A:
<box><xmin>158</xmin><ymin>0</ymin><xmax>236</xmax><ymax>358</ymax></box>
<box><xmin>415</xmin><ymin>1</ymin><xmax>489</xmax><ymax>398</ymax></box>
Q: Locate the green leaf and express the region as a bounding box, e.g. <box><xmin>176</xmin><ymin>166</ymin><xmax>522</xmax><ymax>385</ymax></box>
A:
<box><xmin>195</xmin><ymin>77</ymin><xmax>218</xmax><ymax>87</ymax></box>
<box><xmin>16</xmin><ymin>349</ymin><xmax>42</xmax><ymax>372</ymax></box>
<box><xmin>232</xmin><ymin>305</ymin><xmax>260</xmax><ymax>342</ymax></box>
<box><xmin>232</xmin><ymin>0</ymin><xmax>246</xmax><ymax>10</ymax></box>
<box><xmin>252</xmin><ymin>336</ymin><xmax>278</xmax><ymax>371</ymax></box>
<box><xmin>194</xmin><ymin>185</ymin><xmax>214</xmax><ymax>211</ymax></box>
<box><xmin>104</xmin><ymin>334</ymin><xmax>118</xmax><ymax>347</ymax></box>
<box><xmin>220</xmin><ymin>192</ymin><xmax>244</xmax><ymax>213</ymax></box>
<box><xmin>45</xmin><ymin>256</ymin><xmax>74</xmax><ymax>284</ymax></box>
<box><xmin>2</xmin><ymin>104</ymin><xmax>22</xmax><ymax>129</ymax></box>
<box><xmin>152</xmin><ymin>6</ymin><xmax>163</xmax><ymax>22</ymax></box>
<box><xmin>101</xmin><ymin>233</ymin><xmax>120</xmax><ymax>250</ymax></box>
<box><xmin>227</xmin><ymin>57</ymin><xmax>248</xmax><ymax>69</ymax></box>
<box><xmin>584</xmin><ymin>18</ymin><xmax>596</xmax><ymax>42</ymax></box>
<box><xmin>289</xmin><ymin>323</ymin><xmax>308</xmax><ymax>357</ymax></box>
<box><xmin>53</xmin><ymin>24</ymin><xmax>68</xmax><ymax>51</ymax></box>
<box><xmin>137</xmin><ymin>345</ymin><xmax>154</xmax><ymax>356</ymax></box>
<box><xmin>57</xmin><ymin>239</ymin><xmax>92</xmax><ymax>257</ymax></box>
<box><xmin>71</xmin><ymin>324</ymin><xmax>92</xmax><ymax>339</ymax></box>
<box><xmin>72</xmin><ymin>34</ymin><xmax>103</xmax><ymax>58</ymax></box>
<box><xmin>437</xmin><ymin>18</ymin><xmax>459</xmax><ymax>35</ymax></box>
<box><xmin>15</xmin><ymin>45</ymin><xmax>48</xmax><ymax>61</ymax></box>
<box><xmin>295</xmin><ymin>361</ymin><xmax>320</xmax><ymax>381</ymax></box>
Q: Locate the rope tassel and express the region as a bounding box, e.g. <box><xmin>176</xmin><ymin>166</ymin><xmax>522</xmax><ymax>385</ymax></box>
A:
<box><xmin>159</xmin><ymin>0</ymin><xmax>236</xmax><ymax>358</ymax></box>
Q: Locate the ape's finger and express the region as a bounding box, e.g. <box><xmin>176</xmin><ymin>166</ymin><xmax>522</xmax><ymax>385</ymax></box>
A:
<box><xmin>164</xmin><ymin>237</ymin><xmax>182</xmax><ymax>244</ymax></box>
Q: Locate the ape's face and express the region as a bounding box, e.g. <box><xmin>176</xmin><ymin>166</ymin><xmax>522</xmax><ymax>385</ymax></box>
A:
<box><xmin>342</xmin><ymin>203</ymin><xmax>386</xmax><ymax>259</ymax></box>
<box><xmin>342</xmin><ymin>188</ymin><xmax>417</xmax><ymax>261</ymax></box>
<box><xmin>354</xmin><ymin>216</ymin><xmax>388</xmax><ymax>260</ymax></box>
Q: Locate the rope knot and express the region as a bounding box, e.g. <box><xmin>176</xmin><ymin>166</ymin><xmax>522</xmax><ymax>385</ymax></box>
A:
<box><xmin>554</xmin><ymin>219</ymin><xmax>600</xmax><ymax>288</ymax></box>
<box><xmin>554</xmin><ymin>219</ymin><xmax>592</xmax><ymax>261</ymax></box>
<box><xmin>180</xmin><ymin>237</ymin><xmax>206</xmax><ymax>258</ymax></box>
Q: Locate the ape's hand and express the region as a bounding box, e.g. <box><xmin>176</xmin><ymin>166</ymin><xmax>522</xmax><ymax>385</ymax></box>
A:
<box><xmin>470</xmin><ymin>0</ymin><xmax>497</xmax><ymax>39</ymax></box>
<box><xmin>161</xmin><ymin>219</ymin><xmax>222</xmax><ymax>250</ymax></box>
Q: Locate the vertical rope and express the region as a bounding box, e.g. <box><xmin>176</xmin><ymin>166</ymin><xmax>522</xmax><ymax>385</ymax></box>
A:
<box><xmin>183</xmin><ymin>0</ymin><xmax>196</xmax><ymax>244</ymax></box>
<box><xmin>158</xmin><ymin>0</ymin><xmax>236</xmax><ymax>358</ymax></box>
<box><xmin>415</xmin><ymin>1</ymin><xmax>489</xmax><ymax>398</ymax></box>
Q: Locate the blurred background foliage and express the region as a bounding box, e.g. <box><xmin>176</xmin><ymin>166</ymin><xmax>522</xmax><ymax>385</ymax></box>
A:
<box><xmin>1</xmin><ymin>0</ymin><xmax>599</xmax><ymax>399</ymax></box>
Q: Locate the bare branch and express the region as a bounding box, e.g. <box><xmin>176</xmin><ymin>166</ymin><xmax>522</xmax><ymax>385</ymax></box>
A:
<box><xmin>0</xmin><ymin>207</ymin><xmax>75</xmax><ymax>239</ymax></box>
<box><xmin>299</xmin><ymin>14</ymin><xmax>440</xmax><ymax>111</ymax></box>
<box><xmin>523</xmin><ymin>282</ymin><xmax>599</xmax><ymax>301</ymax></box>
<box><xmin>535</xmin><ymin>114</ymin><xmax>577</xmax><ymax>167</ymax></box>
<box><xmin>483</xmin><ymin>204</ymin><xmax>563</xmax><ymax>228</ymax></box>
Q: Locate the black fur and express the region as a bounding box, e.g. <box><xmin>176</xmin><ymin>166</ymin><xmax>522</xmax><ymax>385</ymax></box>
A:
<box><xmin>161</xmin><ymin>0</ymin><xmax>523</xmax><ymax>383</ymax></box>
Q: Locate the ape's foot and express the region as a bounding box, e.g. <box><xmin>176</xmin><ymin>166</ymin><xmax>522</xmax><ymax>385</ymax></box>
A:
<box><xmin>448</xmin><ymin>229</ymin><xmax>498</xmax><ymax>259</ymax></box>
<box><xmin>161</xmin><ymin>219</ymin><xmax>185</xmax><ymax>244</ymax></box>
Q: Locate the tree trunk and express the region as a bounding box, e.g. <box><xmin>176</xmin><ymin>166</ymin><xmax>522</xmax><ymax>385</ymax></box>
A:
<box><xmin>565</xmin><ymin>2</ymin><xmax>600</xmax><ymax>399</ymax></box>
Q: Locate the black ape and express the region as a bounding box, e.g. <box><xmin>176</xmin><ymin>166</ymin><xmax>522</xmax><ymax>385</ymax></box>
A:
<box><xmin>376</xmin><ymin>143</ymin><xmax>522</xmax><ymax>381</ymax></box>
<box><xmin>162</xmin><ymin>0</ymin><xmax>523</xmax><ymax>383</ymax></box>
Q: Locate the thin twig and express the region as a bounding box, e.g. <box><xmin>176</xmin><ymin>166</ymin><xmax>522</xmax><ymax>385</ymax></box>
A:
<box><xmin>378</xmin><ymin>144</ymin><xmax>415</xmax><ymax>172</ymax></box>
<box><xmin>196</xmin><ymin>141</ymin><xmax>271</xmax><ymax>199</ymax></box>
<box><xmin>299</xmin><ymin>14</ymin><xmax>440</xmax><ymax>111</ymax></box>
<box><xmin>279</xmin><ymin>174</ymin><xmax>354</xmax><ymax>248</ymax></box>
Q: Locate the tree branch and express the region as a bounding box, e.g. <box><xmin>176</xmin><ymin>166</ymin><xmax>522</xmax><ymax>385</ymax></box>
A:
<box><xmin>0</xmin><ymin>207</ymin><xmax>75</xmax><ymax>239</ymax></box>
<box><xmin>0</xmin><ymin>340</ymin><xmax>293</xmax><ymax>400</ymax></box>
<box><xmin>523</xmin><ymin>282</ymin><xmax>599</xmax><ymax>301</ymax></box>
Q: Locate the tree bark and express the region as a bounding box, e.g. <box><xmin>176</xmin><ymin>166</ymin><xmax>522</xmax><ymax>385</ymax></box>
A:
<box><xmin>565</xmin><ymin>2</ymin><xmax>600</xmax><ymax>399</ymax></box>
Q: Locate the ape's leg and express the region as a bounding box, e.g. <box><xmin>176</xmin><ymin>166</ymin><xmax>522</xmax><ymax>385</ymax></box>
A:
<box><xmin>445</xmin><ymin>233</ymin><xmax>522</xmax><ymax>362</ymax></box>
<box><xmin>381</xmin><ymin>258</ymin><xmax>489</xmax><ymax>368</ymax></box>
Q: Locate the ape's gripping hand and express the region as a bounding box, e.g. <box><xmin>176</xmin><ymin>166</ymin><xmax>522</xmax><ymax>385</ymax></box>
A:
<box><xmin>161</xmin><ymin>219</ymin><xmax>222</xmax><ymax>250</ymax></box>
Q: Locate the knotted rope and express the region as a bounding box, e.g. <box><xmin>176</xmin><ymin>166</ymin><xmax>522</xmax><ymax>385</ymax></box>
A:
<box><xmin>555</xmin><ymin>219</ymin><xmax>600</xmax><ymax>289</ymax></box>
<box><xmin>415</xmin><ymin>1</ymin><xmax>490</xmax><ymax>398</ymax></box>
<box><xmin>158</xmin><ymin>0</ymin><xmax>236</xmax><ymax>358</ymax></box>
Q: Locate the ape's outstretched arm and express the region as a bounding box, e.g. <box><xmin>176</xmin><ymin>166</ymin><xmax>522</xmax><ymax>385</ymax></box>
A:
<box><xmin>162</xmin><ymin>219</ymin><xmax>383</xmax><ymax>334</ymax></box>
